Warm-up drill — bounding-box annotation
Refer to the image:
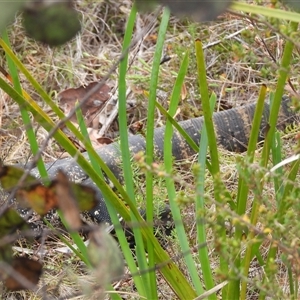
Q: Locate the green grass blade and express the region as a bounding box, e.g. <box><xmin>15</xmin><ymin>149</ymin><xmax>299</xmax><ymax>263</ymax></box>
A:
<box><xmin>196</xmin><ymin>94</ymin><xmax>217</xmax><ymax>299</ymax></box>
<box><xmin>118</xmin><ymin>4</ymin><xmax>137</xmax><ymax>202</ymax></box>
<box><xmin>195</xmin><ymin>39</ymin><xmax>229</xmax><ymax>295</ymax></box>
<box><xmin>261</xmin><ymin>21</ymin><xmax>298</xmax><ymax>167</ymax></box>
<box><xmin>141</xmin><ymin>8</ymin><xmax>197</xmax><ymax>298</ymax></box>
<box><xmin>195</xmin><ymin>39</ymin><xmax>220</xmax><ymax>175</ymax></box>
<box><xmin>258</xmin><ymin>24</ymin><xmax>298</xmax><ymax>300</ymax></box>
<box><xmin>1</xmin><ymin>32</ymin><xmax>48</xmax><ymax>179</ymax></box>
<box><xmin>227</xmin><ymin>85</ymin><xmax>267</xmax><ymax>299</ymax></box>
<box><xmin>118</xmin><ymin>4</ymin><xmax>150</xmax><ymax>297</ymax></box>
<box><xmin>145</xmin><ymin>7</ymin><xmax>170</xmax><ymax>247</ymax></box>
<box><xmin>154</xmin><ymin>100</ymin><xmax>213</xmax><ymax>174</ymax></box>
<box><xmin>164</xmin><ymin>51</ymin><xmax>203</xmax><ymax>294</ymax></box>
<box><xmin>231</xmin><ymin>2</ymin><xmax>300</xmax><ymax>23</ymax></box>
<box><xmin>155</xmin><ymin>101</ymin><xmax>199</xmax><ymax>153</ymax></box>
<box><xmin>145</xmin><ymin>6</ymin><xmax>168</xmax><ymax>296</ymax></box>
<box><xmin>272</xmin><ymin>132</ymin><xmax>284</xmax><ymax>203</ymax></box>
<box><xmin>236</xmin><ymin>84</ymin><xmax>267</xmax><ymax>214</ymax></box>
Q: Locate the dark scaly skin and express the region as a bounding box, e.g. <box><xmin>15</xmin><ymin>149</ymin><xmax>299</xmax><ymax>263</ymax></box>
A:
<box><xmin>30</xmin><ymin>96</ymin><xmax>299</xmax><ymax>225</ymax></box>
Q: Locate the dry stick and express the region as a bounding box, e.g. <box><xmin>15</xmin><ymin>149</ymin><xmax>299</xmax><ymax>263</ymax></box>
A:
<box><xmin>194</xmin><ymin>281</ymin><xmax>229</xmax><ymax>300</ymax></box>
<box><xmin>203</xmin><ymin>25</ymin><xmax>253</xmax><ymax>50</ymax></box>
<box><xmin>98</xmin><ymin>88</ymin><xmax>132</xmax><ymax>137</ymax></box>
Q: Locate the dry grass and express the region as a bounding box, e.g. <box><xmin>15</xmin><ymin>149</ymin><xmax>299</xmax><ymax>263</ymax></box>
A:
<box><xmin>1</xmin><ymin>0</ymin><xmax>300</xmax><ymax>299</ymax></box>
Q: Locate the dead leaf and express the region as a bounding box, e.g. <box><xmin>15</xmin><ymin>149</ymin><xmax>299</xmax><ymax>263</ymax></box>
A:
<box><xmin>0</xmin><ymin>165</ymin><xmax>38</xmax><ymax>191</ymax></box>
<box><xmin>16</xmin><ymin>184</ymin><xmax>58</xmax><ymax>216</ymax></box>
<box><xmin>174</xmin><ymin>108</ymin><xmax>181</xmax><ymax>119</ymax></box>
<box><xmin>181</xmin><ymin>83</ymin><xmax>187</xmax><ymax>101</ymax></box>
<box><xmin>0</xmin><ymin>166</ymin><xmax>98</xmax><ymax>217</ymax></box>
<box><xmin>130</xmin><ymin>121</ymin><xmax>144</xmax><ymax>134</ymax></box>
<box><xmin>53</xmin><ymin>171</ymin><xmax>82</xmax><ymax>231</ymax></box>
<box><xmin>95</xmin><ymin>137</ymin><xmax>113</xmax><ymax>146</ymax></box>
<box><xmin>3</xmin><ymin>257</ymin><xmax>42</xmax><ymax>291</ymax></box>
<box><xmin>58</xmin><ymin>81</ymin><xmax>111</xmax><ymax>127</ymax></box>
<box><xmin>86</xmin><ymin>128</ymin><xmax>113</xmax><ymax>149</ymax></box>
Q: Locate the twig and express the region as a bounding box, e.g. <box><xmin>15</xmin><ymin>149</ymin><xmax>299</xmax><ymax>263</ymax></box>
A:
<box><xmin>203</xmin><ymin>25</ymin><xmax>253</xmax><ymax>49</ymax></box>
<box><xmin>194</xmin><ymin>281</ymin><xmax>229</xmax><ymax>300</ymax></box>
<box><xmin>98</xmin><ymin>88</ymin><xmax>132</xmax><ymax>137</ymax></box>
